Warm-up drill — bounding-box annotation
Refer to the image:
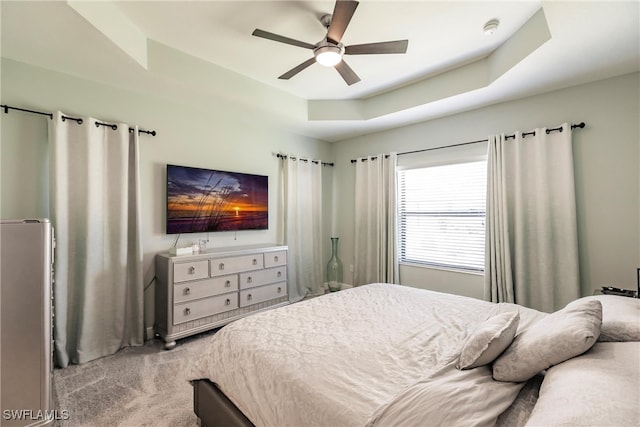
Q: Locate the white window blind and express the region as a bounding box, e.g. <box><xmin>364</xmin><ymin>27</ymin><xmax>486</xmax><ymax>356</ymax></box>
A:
<box><xmin>398</xmin><ymin>160</ymin><xmax>487</xmax><ymax>271</ymax></box>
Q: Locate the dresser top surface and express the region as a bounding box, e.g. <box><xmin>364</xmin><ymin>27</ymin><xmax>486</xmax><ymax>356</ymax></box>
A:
<box><xmin>158</xmin><ymin>243</ymin><xmax>287</xmax><ymax>261</ymax></box>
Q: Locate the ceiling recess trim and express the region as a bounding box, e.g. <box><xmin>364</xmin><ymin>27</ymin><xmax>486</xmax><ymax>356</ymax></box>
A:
<box><xmin>67</xmin><ymin>0</ymin><xmax>148</xmax><ymax>70</ymax></box>
<box><xmin>308</xmin><ymin>8</ymin><xmax>551</xmax><ymax>122</ymax></box>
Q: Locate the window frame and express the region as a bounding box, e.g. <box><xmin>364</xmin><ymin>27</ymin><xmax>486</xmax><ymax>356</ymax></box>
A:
<box><xmin>397</xmin><ymin>156</ymin><xmax>487</xmax><ymax>274</ymax></box>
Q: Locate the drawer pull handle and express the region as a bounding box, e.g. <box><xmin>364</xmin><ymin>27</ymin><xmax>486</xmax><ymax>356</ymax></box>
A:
<box><xmin>274</xmin><ymin>255</ymin><xmax>279</xmax><ymax>262</ymax></box>
<box><xmin>277</xmin><ymin>271</ymin><xmax>282</xmax><ymax>278</ymax></box>
<box><xmin>277</xmin><ymin>287</ymin><xmax>282</xmax><ymax>293</ymax></box>
<box><xmin>247</xmin><ymin>277</ymin><xmax>253</xmax><ymax>284</ymax></box>
<box><xmin>225</xmin><ymin>298</ymin><xmax>231</xmax><ymax>306</ymax></box>
<box><xmin>188</xmin><ymin>266</ymin><xmax>196</xmax><ymax>275</ymax></box>
<box><xmin>218</xmin><ymin>262</ymin><xmax>225</xmax><ymax>271</ymax></box>
<box><xmin>225</xmin><ymin>280</ymin><xmax>231</xmax><ymax>287</ymax></box>
<box><xmin>184</xmin><ymin>307</ymin><xmax>191</xmax><ymax>316</ymax></box>
<box><xmin>247</xmin><ymin>294</ymin><xmax>252</xmax><ymax>301</ymax></box>
<box><xmin>184</xmin><ymin>287</ymin><xmax>191</xmax><ymax>295</ymax></box>
<box><xmin>252</xmin><ymin>258</ymin><xmax>258</xmax><ymax>265</ymax></box>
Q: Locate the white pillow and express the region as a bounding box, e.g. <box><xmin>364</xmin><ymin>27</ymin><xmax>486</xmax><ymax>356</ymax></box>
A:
<box><xmin>457</xmin><ymin>311</ymin><xmax>520</xmax><ymax>370</ymax></box>
<box><xmin>525</xmin><ymin>342</ymin><xmax>640</xmax><ymax>426</ymax></box>
<box><xmin>492</xmin><ymin>299</ymin><xmax>602</xmax><ymax>382</ymax></box>
<box><xmin>569</xmin><ymin>295</ymin><xmax>640</xmax><ymax>342</ymax></box>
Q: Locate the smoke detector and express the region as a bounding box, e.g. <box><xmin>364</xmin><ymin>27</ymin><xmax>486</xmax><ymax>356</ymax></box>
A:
<box><xmin>483</xmin><ymin>19</ymin><xmax>500</xmax><ymax>36</ymax></box>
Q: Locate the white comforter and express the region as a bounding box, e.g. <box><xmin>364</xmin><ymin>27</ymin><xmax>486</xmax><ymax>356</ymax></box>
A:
<box><xmin>189</xmin><ymin>283</ymin><xmax>544</xmax><ymax>427</ymax></box>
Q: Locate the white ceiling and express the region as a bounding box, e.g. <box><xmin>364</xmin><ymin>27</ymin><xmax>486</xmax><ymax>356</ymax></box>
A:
<box><xmin>115</xmin><ymin>0</ymin><xmax>542</xmax><ymax>100</ymax></box>
<box><xmin>1</xmin><ymin>1</ymin><xmax>639</xmax><ymax>142</ymax></box>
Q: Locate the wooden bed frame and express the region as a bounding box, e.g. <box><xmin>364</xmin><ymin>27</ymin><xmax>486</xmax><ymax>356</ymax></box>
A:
<box><xmin>193</xmin><ymin>379</ymin><xmax>255</xmax><ymax>427</ymax></box>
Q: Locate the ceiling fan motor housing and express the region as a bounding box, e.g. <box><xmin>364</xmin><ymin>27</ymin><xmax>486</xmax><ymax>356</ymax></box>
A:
<box><xmin>314</xmin><ymin>40</ymin><xmax>345</xmax><ymax>66</ymax></box>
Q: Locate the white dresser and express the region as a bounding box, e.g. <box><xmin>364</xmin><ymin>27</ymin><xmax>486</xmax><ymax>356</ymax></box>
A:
<box><xmin>155</xmin><ymin>244</ymin><xmax>289</xmax><ymax>349</ymax></box>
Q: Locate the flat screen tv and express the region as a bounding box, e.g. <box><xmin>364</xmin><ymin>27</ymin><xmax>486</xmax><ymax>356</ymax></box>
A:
<box><xmin>166</xmin><ymin>164</ymin><xmax>268</xmax><ymax>234</ymax></box>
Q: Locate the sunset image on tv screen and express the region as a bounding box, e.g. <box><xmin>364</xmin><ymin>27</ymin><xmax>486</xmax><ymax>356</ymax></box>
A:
<box><xmin>166</xmin><ymin>164</ymin><xmax>268</xmax><ymax>234</ymax></box>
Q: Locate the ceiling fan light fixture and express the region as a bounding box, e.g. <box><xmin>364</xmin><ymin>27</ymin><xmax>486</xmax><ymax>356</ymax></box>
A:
<box><xmin>314</xmin><ymin>45</ymin><xmax>343</xmax><ymax>67</ymax></box>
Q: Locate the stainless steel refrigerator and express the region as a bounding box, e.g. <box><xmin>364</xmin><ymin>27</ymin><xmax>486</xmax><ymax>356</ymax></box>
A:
<box><xmin>1</xmin><ymin>219</ymin><xmax>54</xmax><ymax>426</ymax></box>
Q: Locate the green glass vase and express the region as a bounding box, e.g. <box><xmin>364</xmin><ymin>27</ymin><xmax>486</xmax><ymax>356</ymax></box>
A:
<box><xmin>326</xmin><ymin>237</ymin><xmax>343</xmax><ymax>292</ymax></box>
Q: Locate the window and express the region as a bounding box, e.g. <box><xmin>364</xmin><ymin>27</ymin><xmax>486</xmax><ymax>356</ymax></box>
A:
<box><xmin>398</xmin><ymin>160</ymin><xmax>487</xmax><ymax>272</ymax></box>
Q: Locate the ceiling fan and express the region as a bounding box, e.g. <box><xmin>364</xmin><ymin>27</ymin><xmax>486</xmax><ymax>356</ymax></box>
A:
<box><xmin>251</xmin><ymin>0</ymin><xmax>408</xmax><ymax>86</ymax></box>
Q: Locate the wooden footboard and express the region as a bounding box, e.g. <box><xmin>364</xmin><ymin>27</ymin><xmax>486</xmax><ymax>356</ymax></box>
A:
<box><xmin>193</xmin><ymin>379</ymin><xmax>255</xmax><ymax>427</ymax></box>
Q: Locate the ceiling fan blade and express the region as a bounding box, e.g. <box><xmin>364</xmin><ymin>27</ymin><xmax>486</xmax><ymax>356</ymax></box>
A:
<box><xmin>334</xmin><ymin>60</ymin><xmax>361</xmax><ymax>86</ymax></box>
<box><xmin>279</xmin><ymin>57</ymin><xmax>317</xmax><ymax>80</ymax></box>
<box><xmin>252</xmin><ymin>29</ymin><xmax>315</xmax><ymax>50</ymax></box>
<box><xmin>345</xmin><ymin>40</ymin><xmax>409</xmax><ymax>55</ymax></box>
<box><xmin>327</xmin><ymin>1</ymin><xmax>359</xmax><ymax>44</ymax></box>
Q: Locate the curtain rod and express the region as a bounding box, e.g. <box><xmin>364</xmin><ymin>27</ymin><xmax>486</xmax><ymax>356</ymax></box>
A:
<box><xmin>0</xmin><ymin>104</ymin><xmax>157</xmax><ymax>136</ymax></box>
<box><xmin>275</xmin><ymin>152</ymin><xmax>334</xmax><ymax>167</ymax></box>
<box><xmin>350</xmin><ymin>122</ymin><xmax>586</xmax><ymax>163</ymax></box>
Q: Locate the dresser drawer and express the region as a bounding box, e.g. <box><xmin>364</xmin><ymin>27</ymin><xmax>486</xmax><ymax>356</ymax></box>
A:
<box><xmin>174</xmin><ymin>293</ymin><xmax>239</xmax><ymax>324</ymax></box>
<box><xmin>210</xmin><ymin>254</ymin><xmax>264</xmax><ymax>276</ymax></box>
<box><xmin>239</xmin><ymin>282</ymin><xmax>287</xmax><ymax>307</ymax></box>
<box><xmin>239</xmin><ymin>266</ymin><xmax>287</xmax><ymax>289</ymax></box>
<box><xmin>264</xmin><ymin>250</ymin><xmax>287</xmax><ymax>268</ymax></box>
<box><xmin>174</xmin><ymin>260</ymin><xmax>209</xmax><ymax>283</ymax></box>
<box><xmin>174</xmin><ymin>275</ymin><xmax>238</xmax><ymax>303</ymax></box>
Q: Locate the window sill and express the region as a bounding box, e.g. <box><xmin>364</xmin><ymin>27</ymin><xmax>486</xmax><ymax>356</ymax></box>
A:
<box><xmin>399</xmin><ymin>261</ymin><xmax>484</xmax><ymax>276</ymax></box>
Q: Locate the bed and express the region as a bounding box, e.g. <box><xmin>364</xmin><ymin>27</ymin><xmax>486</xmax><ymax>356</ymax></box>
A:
<box><xmin>188</xmin><ymin>283</ymin><xmax>640</xmax><ymax>427</ymax></box>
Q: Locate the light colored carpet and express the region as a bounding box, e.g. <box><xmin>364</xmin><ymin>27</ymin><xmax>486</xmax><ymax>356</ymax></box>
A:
<box><xmin>53</xmin><ymin>331</ymin><xmax>218</xmax><ymax>427</ymax></box>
